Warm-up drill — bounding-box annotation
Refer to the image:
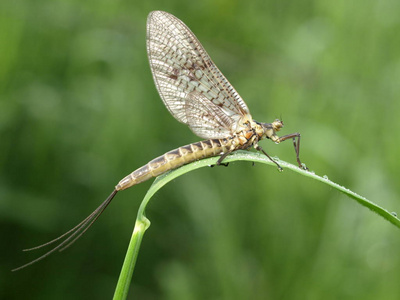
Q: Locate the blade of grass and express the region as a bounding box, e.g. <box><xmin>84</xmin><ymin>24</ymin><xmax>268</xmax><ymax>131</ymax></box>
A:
<box><xmin>113</xmin><ymin>150</ymin><xmax>400</xmax><ymax>299</ymax></box>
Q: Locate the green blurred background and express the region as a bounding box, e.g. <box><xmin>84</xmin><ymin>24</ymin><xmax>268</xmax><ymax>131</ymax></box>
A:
<box><xmin>1</xmin><ymin>0</ymin><xmax>400</xmax><ymax>299</ymax></box>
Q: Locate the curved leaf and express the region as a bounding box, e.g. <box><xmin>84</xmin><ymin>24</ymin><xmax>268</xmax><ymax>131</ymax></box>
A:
<box><xmin>113</xmin><ymin>150</ymin><xmax>400</xmax><ymax>299</ymax></box>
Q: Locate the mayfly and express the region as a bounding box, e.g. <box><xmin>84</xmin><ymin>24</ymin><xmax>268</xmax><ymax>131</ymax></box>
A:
<box><xmin>14</xmin><ymin>11</ymin><xmax>307</xmax><ymax>271</ymax></box>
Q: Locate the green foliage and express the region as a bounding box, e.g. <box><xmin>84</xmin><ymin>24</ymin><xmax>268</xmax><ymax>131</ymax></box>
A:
<box><xmin>2</xmin><ymin>1</ymin><xmax>400</xmax><ymax>299</ymax></box>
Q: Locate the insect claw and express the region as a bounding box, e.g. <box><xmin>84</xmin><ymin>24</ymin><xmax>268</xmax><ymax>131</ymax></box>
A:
<box><xmin>300</xmin><ymin>163</ymin><xmax>309</xmax><ymax>171</ymax></box>
<box><xmin>211</xmin><ymin>162</ymin><xmax>229</xmax><ymax>167</ymax></box>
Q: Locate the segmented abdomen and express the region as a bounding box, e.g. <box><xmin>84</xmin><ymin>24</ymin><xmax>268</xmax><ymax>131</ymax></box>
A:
<box><xmin>115</xmin><ymin>138</ymin><xmax>232</xmax><ymax>191</ymax></box>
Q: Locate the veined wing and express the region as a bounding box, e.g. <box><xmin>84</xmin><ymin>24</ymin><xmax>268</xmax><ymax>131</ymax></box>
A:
<box><xmin>146</xmin><ymin>11</ymin><xmax>252</xmax><ymax>139</ymax></box>
<box><xmin>185</xmin><ymin>91</ymin><xmax>234</xmax><ymax>139</ymax></box>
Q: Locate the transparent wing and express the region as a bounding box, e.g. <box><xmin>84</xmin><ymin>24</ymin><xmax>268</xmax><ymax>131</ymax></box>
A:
<box><xmin>185</xmin><ymin>92</ymin><xmax>234</xmax><ymax>139</ymax></box>
<box><xmin>146</xmin><ymin>11</ymin><xmax>252</xmax><ymax>138</ymax></box>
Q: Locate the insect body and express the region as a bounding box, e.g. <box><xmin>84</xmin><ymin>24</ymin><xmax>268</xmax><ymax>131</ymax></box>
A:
<box><xmin>118</xmin><ymin>11</ymin><xmax>306</xmax><ymax>189</ymax></box>
<box><xmin>116</xmin><ymin>119</ymin><xmax>291</xmax><ymax>190</ymax></box>
<box><xmin>14</xmin><ymin>11</ymin><xmax>306</xmax><ymax>271</ymax></box>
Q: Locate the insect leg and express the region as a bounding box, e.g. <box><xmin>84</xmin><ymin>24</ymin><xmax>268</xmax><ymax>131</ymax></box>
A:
<box><xmin>255</xmin><ymin>145</ymin><xmax>283</xmax><ymax>171</ymax></box>
<box><xmin>278</xmin><ymin>132</ymin><xmax>308</xmax><ymax>170</ymax></box>
<box><xmin>215</xmin><ymin>151</ymin><xmax>231</xmax><ymax>166</ymax></box>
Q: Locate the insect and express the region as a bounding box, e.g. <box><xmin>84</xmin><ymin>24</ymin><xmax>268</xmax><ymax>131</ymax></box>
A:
<box><xmin>14</xmin><ymin>11</ymin><xmax>307</xmax><ymax>271</ymax></box>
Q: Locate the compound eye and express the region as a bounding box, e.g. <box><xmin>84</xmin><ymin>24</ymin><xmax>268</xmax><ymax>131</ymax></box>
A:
<box><xmin>274</xmin><ymin>119</ymin><xmax>283</xmax><ymax>128</ymax></box>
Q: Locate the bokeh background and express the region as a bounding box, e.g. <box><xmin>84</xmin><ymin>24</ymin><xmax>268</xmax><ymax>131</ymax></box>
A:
<box><xmin>2</xmin><ymin>0</ymin><xmax>400</xmax><ymax>299</ymax></box>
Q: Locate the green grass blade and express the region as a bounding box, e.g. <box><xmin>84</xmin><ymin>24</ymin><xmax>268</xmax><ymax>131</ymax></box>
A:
<box><xmin>114</xmin><ymin>150</ymin><xmax>400</xmax><ymax>299</ymax></box>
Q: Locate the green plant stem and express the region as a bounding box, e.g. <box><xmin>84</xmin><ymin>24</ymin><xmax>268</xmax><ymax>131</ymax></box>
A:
<box><xmin>112</xmin><ymin>150</ymin><xmax>400</xmax><ymax>299</ymax></box>
<box><xmin>113</xmin><ymin>217</ymin><xmax>150</xmax><ymax>300</ymax></box>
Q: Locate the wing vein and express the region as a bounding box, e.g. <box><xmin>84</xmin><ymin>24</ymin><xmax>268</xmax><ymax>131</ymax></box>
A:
<box><xmin>147</xmin><ymin>11</ymin><xmax>252</xmax><ymax>139</ymax></box>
